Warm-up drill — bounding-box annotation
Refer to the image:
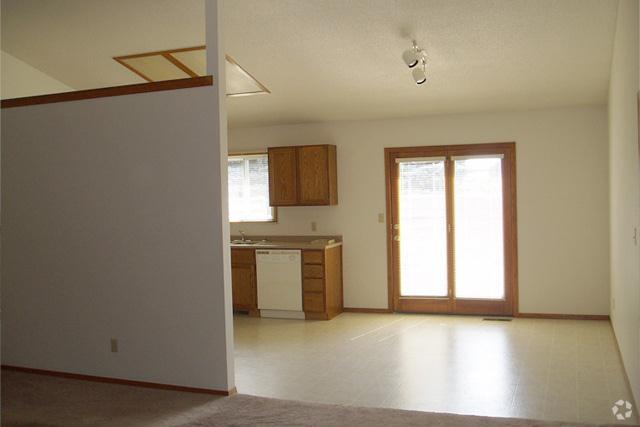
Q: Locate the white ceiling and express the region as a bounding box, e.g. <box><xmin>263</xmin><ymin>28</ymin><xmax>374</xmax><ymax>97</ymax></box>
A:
<box><xmin>1</xmin><ymin>0</ymin><xmax>619</xmax><ymax>127</ymax></box>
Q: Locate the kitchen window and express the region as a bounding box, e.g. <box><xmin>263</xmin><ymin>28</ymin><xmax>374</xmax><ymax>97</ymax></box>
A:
<box><xmin>228</xmin><ymin>153</ymin><xmax>276</xmax><ymax>222</ymax></box>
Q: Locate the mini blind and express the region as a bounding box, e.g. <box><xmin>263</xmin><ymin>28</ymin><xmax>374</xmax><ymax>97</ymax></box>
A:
<box><xmin>396</xmin><ymin>156</ymin><xmax>447</xmax><ymax>163</ymax></box>
<box><xmin>228</xmin><ymin>154</ymin><xmax>275</xmax><ymax>222</ymax></box>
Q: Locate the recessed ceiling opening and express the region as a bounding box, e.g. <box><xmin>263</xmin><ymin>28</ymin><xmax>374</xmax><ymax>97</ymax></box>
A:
<box><xmin>114</xmin><ymin>46</ymin><xmax>270</xmax><ymax>97</ymax></box>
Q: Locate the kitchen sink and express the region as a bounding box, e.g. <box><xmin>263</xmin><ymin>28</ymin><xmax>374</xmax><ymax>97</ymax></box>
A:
<box><xmin>230</xmin><ymin>239</ymin><xmax>268</xmax><ymax>245</ymax></box>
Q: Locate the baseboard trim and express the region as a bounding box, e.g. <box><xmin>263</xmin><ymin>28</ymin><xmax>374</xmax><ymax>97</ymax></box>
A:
<box><xmin>1</xmin><ymin>365</ymin><xmax>236</xmax><ymax>396</ymax></box>
<box><xmin>343</xmin><ymin>307</ymin><xmax>393</xmax><ymax>314</ymax></box>
<box><xmin>517</xmin><ymin>313</ymin><xmax>610</xmax><ymax>320</ymax></box>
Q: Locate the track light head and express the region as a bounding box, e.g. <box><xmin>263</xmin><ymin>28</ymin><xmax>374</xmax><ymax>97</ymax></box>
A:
<box><xmin>402</xmin><ymin>49</ymin><xmax>419</xmax><ymax>68</ymax></box>
<box><xmin>412</xmin><ymin>67</ymin><xmax>426</xmax><ymax>85</ymax></box>
<box><xmin>412</xmin><ymin>59</ymin><xmax>427</xmax><ymax>85</ymax></box>
<box><xmin>402</xmin><ymin>40</ymin><xmax>421</xmax><ymax>68</ymax></box>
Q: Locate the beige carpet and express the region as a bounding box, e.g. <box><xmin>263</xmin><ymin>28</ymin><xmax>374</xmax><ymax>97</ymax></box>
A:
<box><xmin>1</xmin><ymin>370</ymin><xmax>623</xmax><ymax>426</ymax></box>
<box><xmin>188</xmin><ymin>394</ymin><xmax>621</xmax><ymax>427</ymax></box>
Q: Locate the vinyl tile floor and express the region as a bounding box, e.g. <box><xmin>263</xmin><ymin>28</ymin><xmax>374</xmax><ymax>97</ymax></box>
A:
<box><xmin>233</xmin><ymin>313</ymin><xmax>638</xmax><ymax>425</ymax></box>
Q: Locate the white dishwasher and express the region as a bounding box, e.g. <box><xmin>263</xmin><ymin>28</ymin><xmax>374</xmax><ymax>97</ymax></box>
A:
<box><xmin>256</xmin><ymin>250</ymin><xmax>304</xmax><ymax>319</ymax></box>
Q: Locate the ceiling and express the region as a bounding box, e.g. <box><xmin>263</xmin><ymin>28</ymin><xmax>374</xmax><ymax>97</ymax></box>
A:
<box><xmin>1</xmin><ymin>0</ymin><xmax>619</xmax><ymax>127</ymax></box>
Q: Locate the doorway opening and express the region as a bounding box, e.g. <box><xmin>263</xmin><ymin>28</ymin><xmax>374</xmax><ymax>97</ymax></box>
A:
<box><xmin>385</xmin><ymin>143</ymin><xmax>518</xmax><ymax>315</ymax></box>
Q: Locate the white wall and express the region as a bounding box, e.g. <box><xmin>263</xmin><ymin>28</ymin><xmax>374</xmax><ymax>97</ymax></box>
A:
<box><xmin>1</xmin><ymin>50</ymin><xmax>72</xmax><ymax>99</ymax></box>
<box><xmin>229</xmin><ymin>106</ymin><xmax>610</xmax><ymax>315</ymax></box>
<box><xmin>205</xmin><ymin>0</ymin><xmax>235</xmax><ymax>389</ymax></box>
<box><xmin>608</xmin><ymin>0</ymin><xmax>640</xmax><ymax>404</ymax></box>
<box><xmin>1</xmin><ymin>81</ymin><xmax>233</xmax><ymax>391</ymax></box>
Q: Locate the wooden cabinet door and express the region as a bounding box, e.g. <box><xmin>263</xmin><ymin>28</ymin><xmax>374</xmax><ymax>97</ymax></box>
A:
<box><xmin>268</xmin><ymin>147</ymin><xmax>298</xmax><ymax>206</ymax></box>
<box><xmin>297</xmin><ymin>145</ymin><xmax>330</xmax><ymax>205</ymax></box>
<box><xmin>232</xmin><ymin>264</ymin><xmax>256</xmax><ymax>309</ymax></box>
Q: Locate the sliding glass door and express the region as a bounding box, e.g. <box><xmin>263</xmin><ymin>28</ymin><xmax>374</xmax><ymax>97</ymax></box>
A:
<box><xmin>386</xmin><ymin>143</ymin><xmax>517</xmax><ymax>315</ymax></box>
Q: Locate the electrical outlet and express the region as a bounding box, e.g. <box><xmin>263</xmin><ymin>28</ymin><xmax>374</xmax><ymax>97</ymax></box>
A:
<box><xmin>311</xmin><ymin>221</ymin><xmax>317</xmax><ymax>231</ymax></box>
<box><xmin>110</xmin><ymin>338</ymin><xmax>119</xmax><ymax>353</ymax></box>
<box><xmin>378</xmin><ymin>213</ymin><xmax>385</xmax><ymax>223</ymax></box>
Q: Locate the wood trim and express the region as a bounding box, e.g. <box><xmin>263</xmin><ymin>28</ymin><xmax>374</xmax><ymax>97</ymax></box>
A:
<box><xmin>510</xmin><ymin>146</ymin><xmax>520</xmax><ymax>316</ymax></box>
<box><xmin>517</xmin><ymin>313</ymin><xmax>610</xmax><ymax>320</ymax></box>
<box><xmin>1</xmin><ymin>365</ymin><xmax>236</xmax><ymax>396</ymax></box>
<box><xmin>384</xmin><ymin>148</ymin><xmax>395</xmax><ymax>311</ymax></box>
<box><xmin>384</xmin><ymin>142</ymin><xmax>518</xmax><ymax>316</ymax></box>
<box><xmin>1</xmin><ymin>76</ymin><xmax>214</xmax><ymax>109</ymax></box>
<box><xmin>385</xmin><ymin>142</ymin><xmax>515</xmax><ymax>156</ymax></box>
<box><xmin>343</xmin><ymin>307</ymin><xmax>393</xmax><ymax>314</ymax></box>
<box><xmin>163</xmin><ymin>53</ymin><xmax>199</xmax><ymax>78</ymax></box>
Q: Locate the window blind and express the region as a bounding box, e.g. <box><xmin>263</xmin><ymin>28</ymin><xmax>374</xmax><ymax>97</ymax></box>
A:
<box><xmin>228</xmin><ymin>154</ymin><xmax>275</xmax><ymax>222</ymax></box>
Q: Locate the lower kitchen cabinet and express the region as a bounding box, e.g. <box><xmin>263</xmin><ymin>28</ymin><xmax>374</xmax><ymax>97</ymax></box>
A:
<box><xmin>231</xmin><ymin>249</ymin><xmax>259</xmax><ymax>316</ymax></box>
<box><xmin>230</xmin><ymin>245</ymin><xmax>343</xmax><ymax>320</ymax></box>
<box><xmin>301</xmin><ymin>246</ymin><xmax>343</xmax><ymax>320</ymax></box>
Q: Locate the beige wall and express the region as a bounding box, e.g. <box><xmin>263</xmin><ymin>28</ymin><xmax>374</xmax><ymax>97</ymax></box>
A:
<box><xmin>1</xmin><ymin>50</ymin><xmax>72</xmax><ymax>99</ymax></box>
<box><xmin>229</xmin><ymin>106</ymin><xmax>610</xmax><ymax>315</ymax></box>
<box><xmin>608</xmin><ymin>0</ymin><xmax>640</xmax><ymax>403</ymax></box>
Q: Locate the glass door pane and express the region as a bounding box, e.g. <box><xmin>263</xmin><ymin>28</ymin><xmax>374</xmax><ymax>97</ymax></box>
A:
<box><xmin>453</xmin><ymin>157</ymin><xmax>505</xmax><ymax>299</ymax></box>
<box><xmin>398</xmin><ymin>159</ymin><xmax>448</xmax><ymax>297</ymax></box>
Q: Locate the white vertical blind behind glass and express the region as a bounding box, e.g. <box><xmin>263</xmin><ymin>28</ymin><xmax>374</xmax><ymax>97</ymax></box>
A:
<box><xmin>228</xmin><ymin>154</ymin><xmax>274</xmax><ymax>222</ymax></box>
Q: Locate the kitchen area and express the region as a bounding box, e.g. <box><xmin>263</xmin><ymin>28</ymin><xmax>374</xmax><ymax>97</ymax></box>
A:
<box><xmin>229</xmin><ymin>144</ymin><xmax>344</xmax><ymax>321</ymax></box>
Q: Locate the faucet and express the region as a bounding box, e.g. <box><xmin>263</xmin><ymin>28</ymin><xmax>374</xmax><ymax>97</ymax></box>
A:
<box><xmin>240</xmin><ymin>230</ymin><xmax>246</xmax><ymax>242</ymax></box>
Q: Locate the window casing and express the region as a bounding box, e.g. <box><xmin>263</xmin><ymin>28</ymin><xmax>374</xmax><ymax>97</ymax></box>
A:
<box><xmin>228</xmin><ymin>153</ymin><xmax>276</xmax><ymax>223</ymax></box>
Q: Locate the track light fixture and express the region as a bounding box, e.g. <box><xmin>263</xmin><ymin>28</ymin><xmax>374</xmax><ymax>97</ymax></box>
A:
<box><xmin>402</xmin><ymin>40</ymin><xmax>427</xmax><ymax>85</ymax></box>
<box><xmin>412</xmin><ymin>58</ymin><xmax>427</xmax><ymax>85</ymax></box>
<box><xmin>402</xmin><ymin>41</ymin><xmax>420</xmax><ymax>68</ymax></box>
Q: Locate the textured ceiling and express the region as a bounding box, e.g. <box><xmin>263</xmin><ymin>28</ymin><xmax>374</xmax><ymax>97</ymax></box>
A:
<box><xmin>1</xmin><ymin>0</ymin><xmax>619</xmax><ymax>127</ymax></box>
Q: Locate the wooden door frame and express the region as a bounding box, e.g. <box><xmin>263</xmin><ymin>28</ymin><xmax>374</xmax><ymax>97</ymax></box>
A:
<box><xmin>384</xmin><ymin>142</ymin><xmax>518</xmax><ymax>316</ymax></box>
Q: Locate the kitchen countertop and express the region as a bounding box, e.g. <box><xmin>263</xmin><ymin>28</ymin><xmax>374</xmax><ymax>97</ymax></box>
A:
<box><xmin>229</xmin><ymin>235</ymin><xmax>342</xmax><ymax>250</ymax></box>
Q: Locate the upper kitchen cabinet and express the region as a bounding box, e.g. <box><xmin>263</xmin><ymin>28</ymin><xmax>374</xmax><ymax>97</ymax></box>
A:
<box><xmin>268</xmin><ymin>147</ymin><xmax>298</xmax><ymax>206</ymax></box>
<box><xmin>268</xmin><ymin>144</ymin><xmax>338</xmax><ymax>206</ymax></box>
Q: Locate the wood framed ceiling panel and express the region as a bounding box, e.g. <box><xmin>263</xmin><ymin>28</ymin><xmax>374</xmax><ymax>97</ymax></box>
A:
<box><xmin>114</xmin><ymin>46</ymin><xmax>270</xmax><ymax>97</ymax></box>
